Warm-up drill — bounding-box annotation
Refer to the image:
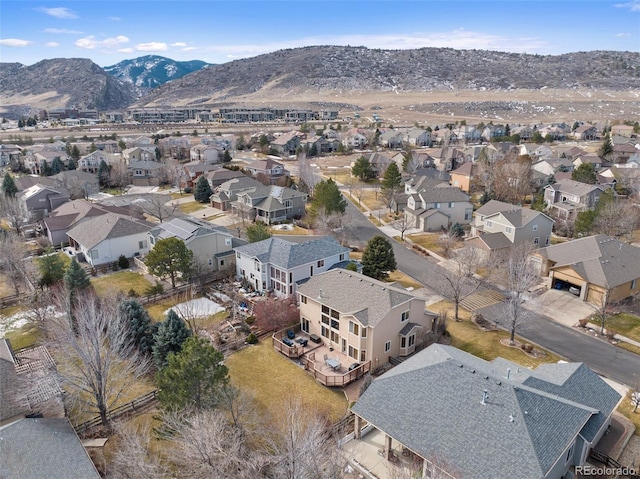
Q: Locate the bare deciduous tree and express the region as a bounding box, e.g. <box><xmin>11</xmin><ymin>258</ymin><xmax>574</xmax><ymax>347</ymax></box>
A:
<box><xmin>297</xmin><ymin>152</ymin><xmax>321</xmax><ymax>196</ymax></box>
<box><xmin>136</xmin><ymin>194</ymin><xmax>178</xmax><ymax>223</ymax></box>
<box><xmin>44</xmin><ymin>290</ymin><xmax>150</xmax><ymax>428</ymax></box>
<box><xmin>391</xmin><ymin>212</ymin><xmax>416</xmax><ymax>241</ymax></box>
<box><xmin>498</xmin><ymin>245</ymin><xmax>540</xmax><ymax>344</ymax></box>
<box><xmin>0</xmin><ymin>231</ymin><xmax>28</xmax><ymax>295</ymax></box>
<box><xmin>110</xmin><ymin>419</ymin><xmax>171</xmax><ymax>479</ymax></box>
<box><xmin>437</xmin><ymin>246</ymin><xmax>487</xmax><ymax>321</ymax></box>
<box><xmin>593</xmin><ymin>200</ymin><xmax>640</xmax><ymax>238</ymax></box>
<box><xmin>589</xmin><ymin>286</ymin><xmax>616</xmax><ymax>336</ymax></box>
<box><xmin>108</xmin><ymin>161</ymin><xmax>131</xmax><ymax>193</ymax></box>
<box><xmin>0</xmin><ymin>194</ymin><xmax>29</xmax><ymax>234</ymax></box>
<box><xmin>252</xmin><ymin>297</ymin><xmax>299</xmax><ymax>333</ymax></box>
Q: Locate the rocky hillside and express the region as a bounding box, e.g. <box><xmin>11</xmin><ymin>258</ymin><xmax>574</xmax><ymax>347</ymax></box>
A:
<box><xmin>0</xmin><ymin>58</ymin><xmax>137</xmax><ymax>115</ymax></box>
<box><xmin>140</xmin><ymin>46</ymin><xmax>640</xmax><ymax>106</ymax></box>
<box><xmin>104</xmin><ymin>55</ymin><xmax>211</xmax><ymax>89</ymax></box>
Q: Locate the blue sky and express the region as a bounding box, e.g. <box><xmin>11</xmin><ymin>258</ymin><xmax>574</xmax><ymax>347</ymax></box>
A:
<box><xmin>1</xmin><ymin>1</ymin><xmax>638</xmax><ymax>66</ymax></box>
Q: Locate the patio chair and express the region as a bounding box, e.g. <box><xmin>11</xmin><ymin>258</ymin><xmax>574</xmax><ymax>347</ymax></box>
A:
<box><xmin>287</xmin><ymin>329</ymin><xmax>295</xmax><ymax>340</ymax></box>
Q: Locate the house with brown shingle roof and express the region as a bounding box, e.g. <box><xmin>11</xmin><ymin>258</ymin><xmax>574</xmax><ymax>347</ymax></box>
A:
<box><xmin>449</xmin><ymin>161</ymin><xmax>474</xmax><ymax>192</ymax></box>
<box><xmin>534</xmin><ymin>234</ymin><xmax>640</xmax><ymax>304</ymax></box>
<box><xmin>543</xmin><ymin>180</ymin><xmax>608</xmax><ymax>219</ymax></box>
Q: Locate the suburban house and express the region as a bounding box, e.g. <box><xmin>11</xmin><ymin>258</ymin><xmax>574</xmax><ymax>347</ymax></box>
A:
<box><xmin>66</xmin><ymin>213</ymin><xmax>153</xmax><ymax>267</ymax></box>
<box><xmin>270</xmin><ymin>131</ymin><xmax>300</xmax><ymax>155</ymax></box>
<box><xmin>42</xmin><ymin>199</ymin><xmax>140</xmax><ymax>246</ymax></box>
<box><xmin>243</xmin><ymin>158</ymin><xmax>289</xmax><ymax>185</ymax></box>
<box><xmin>301</xmin><ymin>135</ymin><xmax>339</xmax><ymax>154</ymax></box>
<box><xmin>296</xmin><ymin>269</ymin><xmax>437</xmax><ymax>366</ymax></box>
<box><xmin>210</xmin><ymin>176</ymin><xmax>264</xmax><ymax>211</ymax></box>
<box><xmin>533</xmin><ymin>234</ymin><xmax>640</xmax><ymax>304</ymax></box>
<box><xmin>343</xmin><ymin>129</ymin><xmax>368</xmax><ymax>149</ymax></box>
<box><xmin>234</xmin><ymin>184</ymin><xmax>308</xmax><ymax>224</ymax></box>
<box><xmin>127</xmin><ymin>160</ymin><xmax>164</xmax><ymax>186</ymax></box>
<box><xmin>379</xmin><ymin>130</ymin><xmax>404</xmax><ymax>149</ymax></box>
<box><xmin>449</xmin><ymin>161</ymin><xmax>474</xmax><ymax>192</ymax></box>
<box><xmin>189</xmin><ymin>144</ymin><xmax>220</xmax><ymax>163</ymax></box>
<box><xmin>234</xmin><ymin>236</ymin><xmax>350</xmax><ymax>296</ymax></box>
<box><xmin>404</xmin><ymin>177</ymin><xmax>473</xmax><ymax>231</ymax></box>
<box><xmin>573</xmin><ymin>155</ymin><xmax>606</xmax><ymax>171</ymax></box>
<box><xmin>610</xmin><ymin>124</ymin><xmax>636</xmax><ymax>137</ymax></box>
<box><xmin>203</xmin><ymin>168</ymin><xmax>246</xmax><ymax>188</ymax></box>
<box><xmin>0</xmin><ymin>143</ymin><xmax>22</xmax><ymax>167</ymax></box>
<box><xmin>432</xmin><ymin>128</ymin><xmax>459</xmax><ymax>146</ymax></box>
<box><xmin>17</xmin><ymin>184</ymin><xmax>70</xmax><ymax>221</ymax></box>
<box><xmin>543</xmin><ymin>180</ymin><xmax>607</xmax><ymax>219</ymax></box>
<box><xmin>532</xmin><ymin>158</ymin><xmax>575</xmax><ymax>176</ymax></box>
<box><xmin>468</xmin><ymin>200</ymin><xmax>554</xmax><ymax>253</ymax></box>
<box><xmin>148</xmin><ymin>217</ymin><xmax>245</xmax><ymax>274</ymax></box>
<box><xmin>573</xmin><ymin>124</ymin><xmax>598</xmax><ymax>141</ymax></box>
<box><xmin>122</xmin><ymin>147</ymin><xmax>153</xmax><ymax>163</ymax></box>
<box><xmin>611</xmin><ymin>143</ymin><xmax>639</xmax><ymax>165</ymax></box>
<box><xmin>77</xmin><ymin>150</ymin><xmax>111</xmax><ymax>174</ymax></box>
<box><xmin>481</xmin><ymin>124</ymin><xmax>507</xmax><ymax>142</ymax></box>
<box><xmin>349</xmin><ymin>343</ymin><xmax>621</xmax><ymax>479</ymax></box>
<box><xmin>181</xmin><ymin>162</ymin><xmax>220</xmax><ymax>188</ymax></box>
<box><xmin>51</xmin><ymin>170</ymin><xmax>100</xmax><ymax>199</ymax></box>
<box><xmin>452</xmin><ymin>125</ymin><xmax>482</xmax><ymax>144</ymax></box>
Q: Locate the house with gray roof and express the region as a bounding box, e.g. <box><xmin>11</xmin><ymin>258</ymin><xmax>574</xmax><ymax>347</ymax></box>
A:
<box><xmin>533</xmin><ymin>234</ymin><xmax>640</xmax><ymax>304</ymax></box>
<box><xmin>210</xmin><ymin>176</ymin><xmax>264</xmax><ymax>211</ymax></box>
<box><xmin>270</xmin><ymin>131</ymin><xmax>300</xmax><ymax>155</ymax></box>
<box><xmin>244</xmin><ymin>158</ymin><xmax>290</xmax><ymax>185</ymax></box>
<box><xmin>127</xmin><ymin>160</ymin><xmax>164</xmax><ymax>186</ymax></box>
<box><xmin>16</xmin><ymin>184</ymin><xmax>70</xmax><ymax>221</ymax></box>
<box><xmin>0</xmin><ymin>417</ymin><xmax>101</xmax><ymax>479</ymax></box>
<box><xmin>467</xmin><ymin>200</ymin><xmax>554</xmax><ymax>253</ymax></box>
<box><xmin>148</xmin><ymin>217</ymin><xmax>245</xmax><ymax>274</ymax></box>
<box><xmin>234</xmin><ymin>236</ymin><xmax>350</xmax><ymax>297</ymax></box>
<box><xmin>66</xmin><ymin>213</ymin><xmax>153</xmax><ymax>267</ymax></box>
<box><xmin>349</xmin><ymin>343</ymin><xmax>621</xmax><ymax>479</ymax></box>
<box><xmin>235</xmin><ymin>184</ymin><xmax>307</xmax><ymax>224</ymax></box>
<box><xmin>404</xmin><ymin>177</ymin><xmax>473</xmax><ymax>231</ymax></box>
<box><xmin>543</xmin><ymin>180</ymin><xmax>608</xmax><ymax>219</ymax></box>
<box><xmin>297</xmin><ymin>268</ymin><xmax>436</xmax><ymax>366</ymax></box>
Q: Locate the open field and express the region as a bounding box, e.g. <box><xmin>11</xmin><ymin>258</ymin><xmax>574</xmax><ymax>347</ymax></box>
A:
<box><xmin>226</xmin><ymin>340</ymin><xmax>348</xmax><ymax>423</ymax></box>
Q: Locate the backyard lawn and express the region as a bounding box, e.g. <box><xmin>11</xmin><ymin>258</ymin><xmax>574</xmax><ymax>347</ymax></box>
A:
<box><xmin>590</xmin><ymin>313</ymin><xmax>640</xmax><ymax>343</ymax></box>
<box><xmin>226</xmin><ymin>341</ymin><xmax>348</xmax><ymax>423</ymax></box>
<box><xmin>428</xmin><ymin>300</ymin><xmax>562</xmax><ymax>368</ymax></box>
<box><xmin>91</xmin><ymin>271</ymin><xmax>153</xmax><ymax>298</ymax></box>
<box><xmin>407</xmin><ymin>233</ymin><xmax>450</xmax><ymax>256</ymax></box>
<box><xmin>178</xmin><ymin>201</ymin><xmax>206</xmax><ymax>214</ymax></box>
<box><xmin>4</xmin><ymin>322</ymin><xmax>41</xmax><ymax>350</ymax></box>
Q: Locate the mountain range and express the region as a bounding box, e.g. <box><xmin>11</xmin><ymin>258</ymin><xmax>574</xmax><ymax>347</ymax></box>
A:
<box><xmin>104</xmin><ymin>55</ymin><xmax>211</xmax><ymax>90</ymax></box>
<box><xmin>1</xmin><ymin>46</ymin><xmax>639</xmax><ymax>119</ymax></box>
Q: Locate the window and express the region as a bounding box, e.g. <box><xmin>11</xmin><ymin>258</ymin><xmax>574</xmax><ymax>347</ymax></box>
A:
<box><xmin>362</xmin><ymin>327</ymin><xmax>367</xmax><ymax>338</ymax></box>
<box><xmin>360</xmin><ymin>350</ymin><xmax>366</xmax><ymax>362</ymax></box>
<box><xmin>532</xmin><ymin>224</ymin><xmax>538</xmax><ymax>231</ymax></box>
<box><xmin>545</xmin><ymin>236</ymin><xmax>550</xmax><ymax>245</ymax></box>
<box><xmin>300</xmin><ymin>295</ymin><xmax>307</xmax><ymax>304</ymax></box>
<box><xmin>348</xmin><ymin>345</ymin><xmax>358</xmax><ymax>359</ymax></box>
<box><xmin>225</xmin><ymin>237</ymin><xmax>232</xmax><ymax>246</ymax></box>
<box><xmin>408</xmin><ymin>334</ymin><xmax>415</xmax><ymax>347</ymax></box>
<box><xmin>435</xmin><ymin>202</ymin><xmax>441</xmax><ymax>209</ymax></box>
<box><xmin>631</xmin><ymin>279</ymin><xmax>637</xmax><ymax>290</ymax></box>
<box><xmin>505</xmin><ymin>227</ymin><xmax>513</xmax><ymax>234</ymax></box>
<box><xmin>401</xmin><ymin>337</ymin><xmax>406</xmax><ymax>348</ymax></box>
<box><xmin>138</xmin><ymin>240</ymin><xmax>147</xmax><ymax>249</ymax></box>
<box><xmin>254</xmin><ymin>261</ymin><xmax>261</xmax><ymax>272</ymax></box>
<box><xmin>317</xmin><ymin>259</ymin><xmax>324</xmax><ymax>268</ymax></box>
<box><xmin>220</xmin><ymin>259</ymin><xmax>225</xmax><ymax>266</ymax></box>
<box><xmin>448</xmin><ymin>202</ymin><xmax>454</xmax><ymax>208</ymax></box>
<box><xmin>339</xmin><ymin>254</ymin><xmax>345</xmax><ymax>261</ymax></box>
<box><xmin>208</xmin><ymin>258</ymin><xmax>213</xmax><ymax>266</ymax></box>
<box><xmin>485</xmin><ymin>220</ymin><xmax>493</xmax><ymax>227</ymax></box>
<box><xmin>401</xmin><ymin>310</ymin><xmax>410</xmax><ymax>322</ymax></box>
<box><xmin>149</xmin><ymin>236</ymin><xmax>154</xmax><ymax>245</ymax></box>
<box><xmin>236</xmin><ymin>252</ymin><xmax>241</xmax><ymax>259</ymax></box>
<box><xmin>384</xmin><ymin>341</ymin><xmax>391</xmax><ymax>352</ymax></box>
<box><xmin>349</xmin><ymin>321</ymin><xmax>359</xmax><ymax>336</ymax></box>
<box><xmin>534</xmin><ymin>237</ymin><xmax>540</xmax><ymax>245</ymax></box>
<box><xmin>321</xmin><ymin>325</ymin><xmax>329</xmax><ymax>338</ymax></box>
<box><xmin>301</xmin><ymin>317</ymin><xmax>310</xmax><ymax>333</ymax></box>
<box><xmin>565</xmin><ymin>443</ymin><xmax>574</xmax><ymax>464</ymax></box>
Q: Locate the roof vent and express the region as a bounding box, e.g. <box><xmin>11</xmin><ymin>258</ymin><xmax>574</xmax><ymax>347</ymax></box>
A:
<box><xmin>506</xmin><ymin>368</ymin><xmax>511</xmax><ymax>379</ymax></box>
<box><xmin>509</xmin><ymin>414</ymin><xmax>515</xmax><ymax>422</ymax></box>
<box><xmin>481</xmin><ymin>390</ymin><xmax>489</xmax><ymax>405</ymax></box>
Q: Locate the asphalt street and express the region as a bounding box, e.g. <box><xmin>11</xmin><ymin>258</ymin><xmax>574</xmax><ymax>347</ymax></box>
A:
<box><xmin>342</xmin><ymin>199</ymin><xmax>640</xmax><ymax>386</ymax></box>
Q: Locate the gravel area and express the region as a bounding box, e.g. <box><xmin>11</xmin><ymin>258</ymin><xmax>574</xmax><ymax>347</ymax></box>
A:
<box><xmin>617</xmin><ymin>435</ymin><xmax>640</xmax><ymax>471</ymax></box>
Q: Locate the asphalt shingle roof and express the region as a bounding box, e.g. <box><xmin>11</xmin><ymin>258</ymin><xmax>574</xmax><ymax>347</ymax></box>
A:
<box><xmin>352</xmin><ymin>344</ymin><xmax>618</xmax><ymax>479</ymax></box>
<box><xmin>537</xmin><ymin>234</ymin><xmax>640</xmax><ymax>288</ymax></box>
<box><xmin>235</xmin><ymin>236</ymin><xmax>349</xmax><ymax>269</ymax></box>
<box><xmin>296</xmin><ymin>269</ymin><xmax>416</xmax><ymax>327</ymax></box>
<box><xmin>0</xmin><ymin>418</ymin><xmax>101</xmax><ymax>479</ymax></box>
<box><xmin>66</xmin><ymin>213</ymin><xmax>153</xmax><ymax>250</ymax></box>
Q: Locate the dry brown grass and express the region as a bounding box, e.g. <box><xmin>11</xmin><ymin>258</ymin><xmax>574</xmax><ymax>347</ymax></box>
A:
<box><xmin>407</xmin><ymin>233</ymin><xmax>448</xmax><ymax>255</ymax></box>
<box><xmin>91</xmin><ymin>271</ymin><xmax>153</xmax><ymax>298</ymax></box>
<box><xmin>387</xmin><ymin>270</ymin><xmax>423</xmax><ymax>290</ymax></box>
<box><xmin>226</xmin><ymin>340</ymin><xmax>348</xmax><ymax>423</ymax></box>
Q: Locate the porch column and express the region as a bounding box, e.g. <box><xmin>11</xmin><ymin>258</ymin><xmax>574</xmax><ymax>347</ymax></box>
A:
<box><xmin>384</xmin><ymin>434</ymin><xmax>392</xmax><ymax>460</ymax></box>
<box><xmin>354</xmin><ymin>415</ymin><xmax>361</xmax><ymax>439</ymax></box>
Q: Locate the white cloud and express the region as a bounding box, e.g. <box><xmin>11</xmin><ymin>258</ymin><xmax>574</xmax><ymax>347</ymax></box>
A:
<box><xmin>75</xmin><ymin>35</ymin><xmax>129</xmax><ymax>50</ymax></box>
<box><xmin>0</xmin><ymin>38</ymin><xmax>33</xmax><ymax>47</ymax></box>
<box><xmin>108</xmin><ymin>16</ymin><xmax>121</xmax><ymax>21</ymax></box>
<box><xmin>118</xmin><ymin>48</ymin><xmax>134</xmax><ymax>53</ymax></box>
<box><xmin>615</xmin><ymin>32</ymin><xmax>632</xmax><ymax>37</ymax></box>
<box><xmin>44</xmin><ymin>42</ymin><xmax>60</xmax><ymax>47</ymax></box>
<box><xmin>136</xmin><ymin>42</ymin><xmax>168</xmax><ymax>52</ymax></box>
<box><xmin>171</xmin><ymin>42</ymin><xmax>187</xmax><ymax>47</ymax></box>
<box><xmin>181</xmin><ymin>47</ymin><xmax>197</xmax><ymax>52</ymax></box>
<box><xmin>44</xmin><ymin>28</ymin><xmax>84</xmax><ymax>34</ymax></box>
<box><xmin>37</xmin><ymin>7</ymin><xmax>78</xmax><ymax>19</ymax></box>
<box><xmin>614</xmin><ymin>1</ymin><xmax>640</xmax><ymax>12</ymax></box>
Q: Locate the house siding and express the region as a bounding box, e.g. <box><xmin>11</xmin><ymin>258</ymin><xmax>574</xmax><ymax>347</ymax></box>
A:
<box><xmin>80</xmin><ymin>233</ymin><xmax>150</xmax><ymax>267</ymax></box>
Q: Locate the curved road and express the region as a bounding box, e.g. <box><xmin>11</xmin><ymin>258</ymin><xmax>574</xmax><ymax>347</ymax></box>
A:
<box><xmin>343</xmin><ymin>199</ymin><xmax>640</xmax><ymax>387</ymax></box>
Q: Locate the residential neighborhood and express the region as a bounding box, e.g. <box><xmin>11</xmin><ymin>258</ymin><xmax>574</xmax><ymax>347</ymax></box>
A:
<box><xmin>1</xmin><ymin>102</ymin><xmax>640</xmax><ymax>479</ymax></box>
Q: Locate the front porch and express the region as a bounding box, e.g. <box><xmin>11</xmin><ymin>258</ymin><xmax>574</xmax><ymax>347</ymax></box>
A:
<box><xmin>272</xmin><ymin>325</ymin><xmax>370</xmax><ymax>387</ymax></box>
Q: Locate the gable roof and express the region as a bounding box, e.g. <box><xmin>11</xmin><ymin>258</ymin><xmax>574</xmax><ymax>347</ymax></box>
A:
<box><xmin>417</xmin><ymin>185</ymin><xmax>470</xmax><ymax>204</ymax></box>
<box><xmin>296</xmin><ymin>269</ymin><xmax>417</xmax><ymax>327</ymax></box>
<box><xmin>67</xmin><ymin>213</ymin><xmax>153</xmax><ymax>250</ymax></box>
<box><xmin>450</xmin><ymin>161</ymin><xmax>473</xmax><ymax>176</ymax></box>
<box><xmin>352</xmin><ymin>344</ymin><xmax>618</xmax><ymax>479</ymax></box>
<box><xmin>0</xmin><ymin>418</ymin><xmax>101</xmax><ymax>479</ymax></box>
<box><xmin>148</xmin><ymin>217</ymin><xmax>241</xmax><ymax>247</ymax></box>
<box><xmin>476</xmin><ymin>200</ymin><xmax>553</xmax><ymax>228</ymax></box>
<box><xmin>235</xmin><ymin>236</ymin><xmax>349</xmax><ymax>270</ymax></box>
<box><xmin>537</xmin><ymin>234</ymin><xmax>640</xmax><ymax>289</ymax></box>
<box><xmin>546</xmin><ymin>179</ymin><xmax>604</xmax><ymax>197</ymax></box>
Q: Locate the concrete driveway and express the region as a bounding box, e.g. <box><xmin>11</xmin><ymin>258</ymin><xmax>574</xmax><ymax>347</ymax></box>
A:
<box><xmin>528</xmin><ymin>288</ymin><xmax>595</xmax><ymax>328</ymax></box>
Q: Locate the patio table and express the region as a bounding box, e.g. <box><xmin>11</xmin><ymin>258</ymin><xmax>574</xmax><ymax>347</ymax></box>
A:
<box><xmin>326</xmin><ymin>358</ymin><xmax>340</xmax><ymax>370</ymax></box>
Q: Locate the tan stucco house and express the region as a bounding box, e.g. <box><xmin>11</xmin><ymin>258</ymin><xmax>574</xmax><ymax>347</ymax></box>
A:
<box><xmin>296</xmin><ymin>269</ymin><xmax>437</xmax><ymax>368</ymax></box>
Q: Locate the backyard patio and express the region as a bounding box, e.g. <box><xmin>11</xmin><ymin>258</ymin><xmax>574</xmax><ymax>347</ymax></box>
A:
<box><xmin>272</xmin><ymin>326</ymin><xmax>370</xmax><ymax>387</ymax></box>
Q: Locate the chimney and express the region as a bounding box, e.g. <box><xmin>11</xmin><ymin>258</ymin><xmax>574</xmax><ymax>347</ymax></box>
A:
<box><xmin>481</xmin><ymin>390</ymin><xmax>489</xmax><ymax>405</ymax></box>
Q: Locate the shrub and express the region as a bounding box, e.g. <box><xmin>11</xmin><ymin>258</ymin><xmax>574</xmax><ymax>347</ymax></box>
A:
<box><xmin>346</xmin><ymin>262</ymin><xmax>358</xmax><ymax>272</ymax></box>
<box><xmin>184</xmin><ymin>187</ymin><xmax>192</xmax><ymax>194</ymax></box>
<box><xmin>605</xmin><ymin>329</ymin><xmax>616</xmax><ymax>340</ymax></box>
<box><xmin>245</xmin><ymin>316</ymin><xmax>256</xmax><ymax>325</ymax></box>
<box><xmin>112</xmin><ymin>261</ymin><xmax>119</xmax><ymax>271</ymax></box>
<box><xmin>127</xmin><ymin>288</ymin><xmax>139</xmax><ymax>298</ymax></box>
<box><xmin>578</xmin><ymin>318</ymin><xmax>589</xmax><ymax>328</ymax></box>
<box><xmin>246</xmin><ymin>332</ymin><xmax>258</xmax><ymax>344</ymax></box>
<box><xmin>522</xmin><ymin>343</ymin><xmax>533</xmax><ymax>353</ymax></box>
<box><xmin>118</xmin><ymin>255</ymin><xmax>130</xmax><ymax>269</ymax></box>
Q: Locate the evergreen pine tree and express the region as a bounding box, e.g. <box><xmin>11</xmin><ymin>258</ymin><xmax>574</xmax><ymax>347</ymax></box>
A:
<box><xmin>67</xmin><ymin>158</ymin><xmax>76</xmax><ymax>170</ymax></box>
<box><xmin>312</xmin><ymin>178</ymin><xmax>347</xmax><ymax>215</ymax></box>
<box><xmin>71</xmin><ymin>145</ymin><xmax>81</xmax><ymax>162</ymax></box>
<box><xmin>50</xmin><ymin>156</ymin><xmax>64</xmax><ymax>175</ymax></box>
<box><xmin>64</xmin><ymin>258</ymin><xmax>91</xmax><ymax>292</ymax></box>
<box><xmin>97</xmin><ymin>160</ymin><xmax>111</xmax><ymax>187</ymax></box>
<box><xmin>381</xmin><ymin>162</ymin><xmax>403</xmax><ymax>194</ymax></box>
<box><xmin>2</xmin><ymin>172</ymin><xmax>18</xmax><ymax>197</ymax></box>
<box><xmin>119</xmin><ymin>298</ymin><xmax>154</xmax><ymax>354</ymax></box>
<box><xmin>351</xmin><ymin>156</ymin><xmax>376</xmax><ymax>181</ymax></box>
<box><xmin>361</xmin><ymin>235</ymin><xmax>396</xmax><ymax>281</ymax></box>
<box><xmin>599</xmin><ymin>133</ymin><xmax>613</xmax><ymax>158</ymax></box>
<box><xmin>246</xmin><ymin>221</ymin><xmax>272</xmax><ymax>243</ymax></box>
<box><xmin>193</xmin><ymin>175</ymin><xmax>212</xmax><ymax>203</ymax></box>
<box><xmin>222</xmin><ymin>150</ymin><xmax>232</xmax><ymax>163</ymax></box>
<box><xmin>152</xmin><ymin>309</ymin><xmax>192</xmax><ymax>369</ymax></box>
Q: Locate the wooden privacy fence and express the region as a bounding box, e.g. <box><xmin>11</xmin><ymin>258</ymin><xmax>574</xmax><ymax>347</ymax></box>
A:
<box><xmin>73</xmin><ymin>389</ymin><xmax>159</xmax><ymax>434</ymax></box>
